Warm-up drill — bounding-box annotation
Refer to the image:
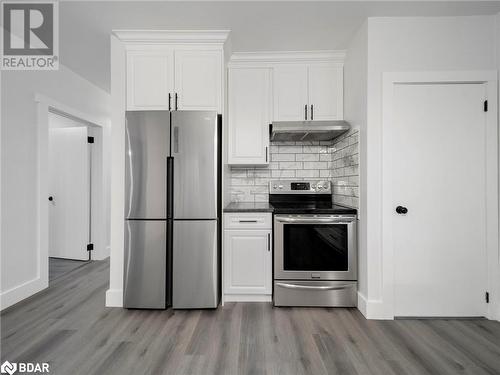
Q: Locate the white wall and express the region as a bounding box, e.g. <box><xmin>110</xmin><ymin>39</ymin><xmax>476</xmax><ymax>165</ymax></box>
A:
<box><xmin>343</xmin><ymin>22</ymin><xmax>368</xmax><ymax>311</ymax></box>
<box><xmin>1</xmin><ymin>65</ymin><xmax>111</xmax><ymax>309</ymax></box>
<box><xmin>496</xmin><ymin>12</ymin><xmax>500</xmax><ymax>320</ymax></box>
<box><xmin>361</xmin><ymin>15</ymin><xmax>497</xmax><ymax>318</ymax></box>
<box><xmin>106</xmin><ymin>35</ymin><xmax>126</xmax><ymax>307</ymax></box>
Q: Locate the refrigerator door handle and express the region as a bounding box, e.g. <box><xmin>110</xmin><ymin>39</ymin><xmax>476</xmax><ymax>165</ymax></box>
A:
<box><xmin>173</xmin><ymin>127</ymin><xmax>179</xmax><ymax>153</ymax></box>
<box><xmin>167</xmin><ymin>157</ymin><xmax>174</xmax><ymax>219</ymax></box>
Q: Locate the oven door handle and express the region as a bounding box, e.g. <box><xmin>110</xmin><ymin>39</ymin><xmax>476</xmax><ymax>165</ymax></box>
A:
<box><xmin>276</xmin><ymin>218</ymin><xmax>353</xmax><ymax>224</ymax></box>
<box><xmin>275</xmin><ymin>282</ymin><xmax>353</xmax><ymax>291</ymax></box>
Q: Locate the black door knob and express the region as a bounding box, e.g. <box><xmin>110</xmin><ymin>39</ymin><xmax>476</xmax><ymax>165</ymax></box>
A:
<box><xmin>48</xmin><ymin>196</ymin><xmax>54</xmax><ymax>201</ymax></box>
<box><xmin>396</xmin><ymin>206</ymin><xmax>408</xmax><ymax>214</ymax></box>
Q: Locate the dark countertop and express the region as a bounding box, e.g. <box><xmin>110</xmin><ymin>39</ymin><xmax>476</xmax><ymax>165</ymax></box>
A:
<box><xmin>223</xmin><ymin>202</ymin><xmax>274</xmax><ymax>213</ymax></box>
<box><xmin>223</xmin><ymin>201</ymin><xmax>357</xmax><ymax>215</ymax></box>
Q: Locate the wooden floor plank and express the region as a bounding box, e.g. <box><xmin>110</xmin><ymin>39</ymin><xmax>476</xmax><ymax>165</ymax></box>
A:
<box><xmin>2</xmin><ymin>259</ymin><xmax>500</xmax><ymax>375</ymax></box>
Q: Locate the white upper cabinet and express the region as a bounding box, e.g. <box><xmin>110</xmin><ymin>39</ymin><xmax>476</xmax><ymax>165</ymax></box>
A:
<box><xmin>308</xmin><ymin>63</ymin><xmax>343</xmax><ymax>120</ymax></box>
<box><xmin>226</xmin><ymin>51</ymin><xmax>344</xmax><ymax>165</ymax></box>
<box><xmin>126</xmin><ymin>50</ymin><xmax>174</xmax><ymax>110</ymax></box>
<box><xmin>174</xmin><ymin>50</ymin><xmax>222</xmax><ymax>111</ymax></box>
<box><xmin>271</xmin><ymin>58</ymin><xmax>344</xmax><ymax>122</ymax></box>
<box><xmin>228</xmin><ymin>67</ymin><xmax>271</xmax><ymax>165</ymax></box>
<box><xmin>273</xmin><ymin>65</ymin><xmax>309</xmax><ymax>121</ymax></box>
<box><xmin>121</xmin><ymin>30</ymin><xmax>229</xmax><ymax>112</ymax></box>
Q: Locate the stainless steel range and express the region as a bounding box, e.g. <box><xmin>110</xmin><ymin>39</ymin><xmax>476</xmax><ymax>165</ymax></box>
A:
<box><xmin>269</xmin><ymin>180</ymin><xmax>357</xmax><ymax>307</ymax></box>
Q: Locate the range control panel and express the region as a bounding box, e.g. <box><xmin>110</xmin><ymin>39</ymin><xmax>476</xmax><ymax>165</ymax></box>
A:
<box><xmin>269</xmin><ymin>180</ymin><xmax>331</xmax><ymax>194</ymax></box>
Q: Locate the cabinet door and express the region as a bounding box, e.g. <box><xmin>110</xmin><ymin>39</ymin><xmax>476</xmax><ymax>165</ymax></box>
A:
<box><xmin>174</xmin><ymin>50</ymin><xmax>222</xmax><ymax>111</ymax></box>
<box><xmin>228</xmin><ymin>68</ymin><xmax>270</xmax><ymax>165</ymax></box>
<box><xmin>273</xmin><ymin>65</ymin><xmax>308</xmax><ymax>121</ymax></box>
<box><xmin>127</xmin><ymin>50</ymin><xmax>174</xmax><ymax>110</ymax></box>
<box><xmin>308</xmin><ymin>63</ymin><xmax>343</xmax><ymax>120</ymax></box>
<box><xmin>224</xmin><ymin>230</ymin><xmax>272</xmax><ymax>295</ymax></box>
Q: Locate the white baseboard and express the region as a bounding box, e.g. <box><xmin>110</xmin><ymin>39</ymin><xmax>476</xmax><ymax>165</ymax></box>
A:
<box><xmin>224</xmin><ymin>294</ymin><xmax>272</xmax><ymax>302</ymax></box>
<box><xmin>0</xmin><ymin>277</ymin><xmax>47</xmax><ymax>311</ymax></box>
<box><xmin>357</xmin><ymin>291</ymin><xmax>368</xmax><ymax>317</ymax></box>
<box><xmin>357</xmin><ymin>292</ymin><xmax>393</xmax><ymax>320</ymax></box>
<box><xmin>105</xmin><ymin>288</ymin><xmax>123</xmax><ymax>307</ymax></box>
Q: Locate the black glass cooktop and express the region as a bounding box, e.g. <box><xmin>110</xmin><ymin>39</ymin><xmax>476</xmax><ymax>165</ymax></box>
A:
<box><xmin>269</xmin><ymin>194</ymin><xmax>357</xmax><ymax>215</ymax></box>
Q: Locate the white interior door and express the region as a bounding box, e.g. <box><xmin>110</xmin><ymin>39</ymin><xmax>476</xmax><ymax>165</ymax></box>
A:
<box><xmin>392</xmin><ymin>83</ymin><xmax>488</xmax><ymax>317</ymax></box>
<box><xmin>49</xmin><ymin>126</ymin><xmax>90</xmax><ymax>261</ymax></box>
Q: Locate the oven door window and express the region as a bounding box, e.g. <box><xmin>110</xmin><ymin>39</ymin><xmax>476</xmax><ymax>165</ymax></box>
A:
<box><xmin>283</xmin><ymin>224</ymin><xmax>348</xmax><ymax>271</ymax></box>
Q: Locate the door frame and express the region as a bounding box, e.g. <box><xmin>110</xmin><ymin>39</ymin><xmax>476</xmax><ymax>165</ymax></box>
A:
<box><xmin>381</xmin><ymin>71</ymin><xmax>499</xmax><ymax>320</ymax></box>
<box><xmin>35</xmin><ymin>94</ymin><xmax>108</xmax><ymax>289</ymax></box>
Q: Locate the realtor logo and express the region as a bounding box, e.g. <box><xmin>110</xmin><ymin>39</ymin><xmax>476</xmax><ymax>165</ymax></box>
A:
<box><xmin>0</xmin><ymin>361</ymin><xmax>17</xmax><ymax>375</ymax></box>
<box><xmin>1</xmin><ymin>1</ymin><xmax>59</xmax><ymax>70</ymax></box>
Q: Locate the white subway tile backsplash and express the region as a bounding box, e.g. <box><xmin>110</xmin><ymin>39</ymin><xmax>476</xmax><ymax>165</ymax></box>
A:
<box><xmin>228</xmin><ymin>132</ymin><xmax>359</xmax><ymax>208</ymax></box>
<box><xmin>249</xmin><ymin>169</ymin><xmax>272</xmax><ymax>178</ymax></box>
<box><xmin>319</xmin><ymin>153</ymin><xmax>332</xmax><ymax>162</ymax></box>
<box><xmin>272</xmin><ymin>169</ymin><xmax>296</xmax><ymax>178</ymax></box>
<box><xmin>271</xmin><ymin>153</ymin><xmax>295</xmax><ymax>162</ymax></box>
<box><xmin>320</xmin><ymin>170</ymin><xmax>331</xmax><ymax>178</ymax></box>
<box><xmin>278</xmin><ymin>145</ymin><xmax>300</xmax><ymax>153</ymax></box>
<box><xmin>254</xmin><ymin>194</ymin><xmax>269</xmax><ymax>202</ymax></box>
<box><xmin>230</xmin><ymin>177</ymin><xmax>255</xmax><ymax>186</ymax></box>
<box><xmin>279</xmin><ymin>161</ymin><xmax>302</xmax><ymax>170</ymax></box>
<box><xmin>296</xmin><ymin>170</ymin><xmax>320</xmax><ymax>178</ymax></box>
<box><xmin>254</xmin><ymin>178</ymin><xmax>270</xmax><ymax>186</ymax></box>
<box><xmin>330</xmin><ymin>130</ymin><xmax>359</xmax><ymax>208</ymax></box>
<box><xmin>268</xmin><ymin>162</ymin><xmax>279</xmax><ymax>170</ymax></box>
<box><xmin>303</xmin><ymin>161</ymin><xmax>328</xmax><ymax>170</ymax></box>
<box><xmin>296</xmin><ymin>154</ymin><xmax>319</xmax><ymax>162</ymax></box>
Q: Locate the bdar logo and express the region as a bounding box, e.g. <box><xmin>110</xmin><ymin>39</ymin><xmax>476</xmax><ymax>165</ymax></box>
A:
<box><xmin>0</xmin><ymin>361</ymin><xmax>17</xmax><ymax>375</ymax></box>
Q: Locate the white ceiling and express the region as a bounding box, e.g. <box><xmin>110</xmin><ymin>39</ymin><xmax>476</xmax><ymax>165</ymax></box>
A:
<box><xmin>59</xmin><ymin>1</ymin><xmax>500</xmax><ymax>92</ymax></box>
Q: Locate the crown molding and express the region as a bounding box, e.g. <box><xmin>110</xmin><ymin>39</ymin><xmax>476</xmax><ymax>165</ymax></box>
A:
<box><xmin>228</xmin><ymin>50</ymin><xmax>346</xmax><ymax>67</ymax></box>
<box><xmin>112</xmin><ymin>30</ymin><xmax>230</xmax><ymax>45</ymax></box>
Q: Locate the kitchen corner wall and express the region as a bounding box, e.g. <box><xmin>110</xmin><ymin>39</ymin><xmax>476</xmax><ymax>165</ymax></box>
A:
<box><xmin>330</xmin><ymin>129</ymin><xmax>359</xmax><ymax>208</ymax></box>
<box><xmin>228</xmin><ymin>129</ymin><xmax>359</xmax><ymax>208</ymax></box>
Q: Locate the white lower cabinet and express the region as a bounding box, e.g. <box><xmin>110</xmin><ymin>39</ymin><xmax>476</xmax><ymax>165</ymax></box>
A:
<box><xmin>223</xmin><ymin>213</ymin><xmax>272</xmax><ymax>301</ymax></box>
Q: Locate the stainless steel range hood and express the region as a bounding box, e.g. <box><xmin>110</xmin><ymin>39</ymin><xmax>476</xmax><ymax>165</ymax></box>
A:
<box><xmin>270</xmin><ymin>120</ymin><xmax>350</xmax><ymax>142</ymax></box>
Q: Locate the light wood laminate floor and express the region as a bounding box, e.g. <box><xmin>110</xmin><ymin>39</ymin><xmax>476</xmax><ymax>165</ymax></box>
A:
<box><xmin>2</xmin><ymin>259</ymin><xmax>500</xmax><ymax>375</ymax></box>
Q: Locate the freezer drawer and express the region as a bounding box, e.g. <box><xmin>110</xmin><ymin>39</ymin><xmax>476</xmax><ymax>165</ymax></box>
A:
<box><xmin>273</xmin><ymin>280</ymin><xmax>357</xmax><ymax>307</ymax></box>
<box><xmin>124</xmin><ymin>220</ymin><xmax>168</xmax><ymax>309</ymax></box>
<box><xmin>125</xmin><ymin>111</ymin><xmax>170</xmax><ymax>219</ymax></box>
<box><xmin>172</xmin><ymin>220</ymin><xmax>219</xmax><ymax>308</ymax></box>
<box><xmin>171</xmin><ymin>111</ymin><xmax>218</xmax><ymax>219</ymax></box>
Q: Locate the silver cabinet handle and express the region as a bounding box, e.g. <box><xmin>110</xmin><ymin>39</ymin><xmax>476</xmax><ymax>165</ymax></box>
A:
<box><xmin>173</xmin><ymin>127</ymin><xmax>179</xmax><ymax>153</ymax></box>
<box><xmin>276</xmin><ymin>217</ymin><xmax>354</xmax><ymax>224</ymax></box>
<box><xmin>276</xmin><ymin>282</ymin><xmax>353</xmax><ymax>291</ymax></box>
<box><xmin>168</xmin><ymin>93</ymin><xmax>171</xmax><ymax>111</ymax></box>
<box><xmin>267</xmin><ymin>233</ymin><xmax>271</xmax><ymax>252</ymax></box>
<box><xmin>265</xmin><ymin>146</ymin><xmax>268</xmax><ymax>163</ymax></box>
<box><xmin>304</xmin><ymin>104</ymin><xmax>307</xmax><ymax>120</ymax></box>
<box><xmin>311</xmin><ymin>104</ymin><xmax>314</xmax><ymax>120</ymax></box>
<box><xmin>175</xmin><ymin>93</ymin><xmax>178</xmax><ymax>111</ymax></box>
<box><xmin>238</xmin><ymin>220</ymin><xmax>258</xmax><ymax>223</ymax></box>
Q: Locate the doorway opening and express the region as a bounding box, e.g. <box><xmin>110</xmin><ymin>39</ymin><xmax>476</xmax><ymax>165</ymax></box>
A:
<box><xmin>47</xmin><ymin>110</ymin><xmax>103</xmax><ymax>283</ymax></box>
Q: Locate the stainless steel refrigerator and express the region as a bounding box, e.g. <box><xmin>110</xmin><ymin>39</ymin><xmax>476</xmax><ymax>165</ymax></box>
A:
<box><xmin>123</xmin><ymin>111</ymin><xmax>221</xmax><ymax>309</ymax></box>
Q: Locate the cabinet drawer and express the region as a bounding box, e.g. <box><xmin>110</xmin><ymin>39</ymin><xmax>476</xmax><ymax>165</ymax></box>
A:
<box><xmin>224</xmin><ymin>213</ymin><xmax>272</xmax><ymax>229</ymax></box>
